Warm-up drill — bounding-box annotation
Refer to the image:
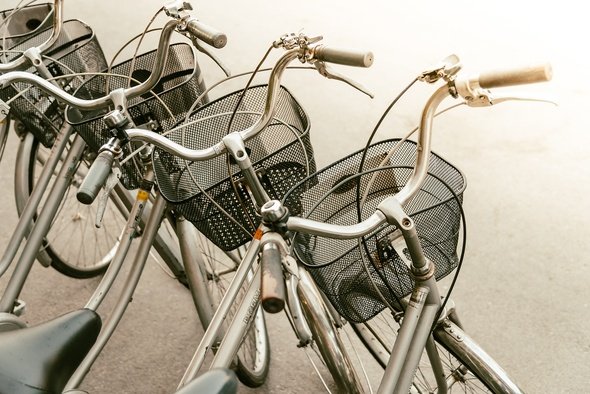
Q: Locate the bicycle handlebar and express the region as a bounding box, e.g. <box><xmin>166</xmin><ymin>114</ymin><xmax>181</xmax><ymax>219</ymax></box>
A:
<box><xmin>0</xmin><ymin>13</ymin><xmax>226</xmax><ymax>111</ymax></box>
<box><xmin>122</xmin><ymin>44</ymin><xmax>373</xmax><ymax>157</ymax></box>
<box><xmin>80</xmin><ymin>43</ymin><xmax>372</xmax><ymax>201</ymax></box>
<box><xmin>0</xmin><ymin>0</ymin><xmax>63</xmax><ymax>72</ymax></box>
<box><xmin>116</xmin><ymin>47</ymin><xmax>551</xmax><ymax>241</ymax></box>
<box><xmin>287</xmin><ymin>63</ymin><xmax>552</xmax><ymax>238</ymax></box>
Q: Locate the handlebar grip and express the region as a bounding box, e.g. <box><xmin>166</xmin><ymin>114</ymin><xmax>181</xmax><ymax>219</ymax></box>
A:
<box><xmin>478</xmin><ymin>64</ymin><xmax>552</xmax><ymax>89</ymax></box>
<box><xmin>260</xmin><ymin>243</ymin><xmax>285</xmax><ymax>314</ymax></box>
<box><xmin>76</xmin><ymin>150</ymin><xmax>114</xmax><ymax>205</ymax></box>
<box><xmin>313</xmin><ymin>45</ymin><xmax>374</xmax><ymax>67</ymax></box>
<box><xmin>185</xmin><ymin>19</ymin><xmax>227</xmax><ymax>49</ymax></box>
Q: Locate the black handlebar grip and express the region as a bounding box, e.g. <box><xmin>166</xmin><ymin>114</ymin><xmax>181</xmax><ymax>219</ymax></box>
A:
<box><xmin>76</xmin><ymin>150</ymin><xmax>114</xmax><ymax>205</ymax></box>
<box><xmin>478</xmin><ymin>64</ymin><xmax>552</xmax><ymax>89</ymax></box>
<box><xmin>313</xmin><ymin>45</ymin><xmax>374</xmax><ymax>67</ymax></box>
<box><xmin>260</xmin><ymin>244</ymin><xmax>286</xmax><ymax>314</ymax></box>
<box><xmin>185</xmin><ymin>19</ymin><xmax>227</xmax><ymax>49</ymax></box>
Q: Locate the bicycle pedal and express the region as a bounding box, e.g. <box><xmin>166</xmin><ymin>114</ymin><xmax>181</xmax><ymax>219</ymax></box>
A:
<box><xmin>13</xmin><ymin>299</ymin><xmax>26</xmax><ymax>317</ymax></box>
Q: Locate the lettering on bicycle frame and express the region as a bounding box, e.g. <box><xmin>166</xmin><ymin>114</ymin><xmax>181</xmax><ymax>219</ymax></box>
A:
<box><xmin>243</xmin><ymin>288</ymin><xmax>261</xmax><ymax>326</ymax></box>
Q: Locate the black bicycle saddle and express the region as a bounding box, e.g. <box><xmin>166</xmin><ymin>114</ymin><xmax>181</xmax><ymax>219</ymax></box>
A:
<box><xmin>0</xmin><ymin>308</ymin><xmax>101</xmax><ymax>394</ymax></box>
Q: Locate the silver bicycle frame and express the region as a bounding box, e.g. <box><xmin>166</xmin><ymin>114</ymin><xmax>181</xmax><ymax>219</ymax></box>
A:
<box><xmin>0</xmin><ymin>121</ymin><xmax>74</xmax><ymax>279</ymax></box>
<box><xmin>0</xmin><ymin>132</ymin><xmax>85</xmax><ymax>312</ymax></box>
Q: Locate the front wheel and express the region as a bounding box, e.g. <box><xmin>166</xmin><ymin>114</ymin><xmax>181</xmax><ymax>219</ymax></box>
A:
<box><xmin>353</xmin><ymin>309</ymin><xmax>524</xmax><ymax>393</ymax></box>
<box><xmin>14</xmin><ymin>133</ymin><xmax>128</xmax><ymax>278</ymax></box>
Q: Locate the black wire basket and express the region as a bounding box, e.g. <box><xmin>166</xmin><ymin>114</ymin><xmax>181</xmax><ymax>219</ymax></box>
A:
<box><xmin>0</xmin><ymin>2</ymin><xmax>53</xmax><ymax>49</ymax></box>
<box><xmin>0</xmin><ymin>19</ymin><xmax>107</xmax><ymax>147</ymax></box>
<box><xmin>66</xmin><ymin>43</ymin><xmax>206</xmax><ymax>190</ymax></box>
<box><xmin>284</xmin><ymin>139</ymin><xmax>466</xmax><ymax>323</ymax></box>
<box><xmin>153</xmin><ymin>84</ymin><xmax>315</xmax><ymax>251</ymax></box>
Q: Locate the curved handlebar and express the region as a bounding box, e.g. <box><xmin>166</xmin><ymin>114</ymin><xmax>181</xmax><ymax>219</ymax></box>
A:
<box><xmin>125</xmin><ymin>43</ymin><xmax>374</xmax><ymax>157</ymax></box>
<box><xmin>0</xmin><ymin>0</ymin><xmax>63</xmax><ymax>72</ymax></box>
<box><xmin>0</xmin><ymin>71</ymin><xmax>113</xmax><ymax>110</ymax></box>
<box><xmin>121</xmin><ymin>47</ymin><xmax>549</xmax><ymax>239</ymax></box>
<box><xmin>287</xmin><ymin>63</ymin><xmax>553</xmax><ymax>238</ymax></box>
<box><xmin>0</xmin><ymin>13</ymin><xmax>226</xmax><ymax>110</ymax></box>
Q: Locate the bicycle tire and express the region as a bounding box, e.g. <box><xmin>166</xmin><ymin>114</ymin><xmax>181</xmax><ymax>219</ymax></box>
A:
<box><xmin>193</xmin><ymin>232</ymin><xmax>270</xmax><ymax>387</ymax></box>
<box><xmin>14</xmin><ymin>133</ymin><xmax>128</xmax><ymax>278</ymax></box>
<box><xmin>352</xmin><ymin>311</ymin><xmax>524</xmax><ymax>393</ymax></box>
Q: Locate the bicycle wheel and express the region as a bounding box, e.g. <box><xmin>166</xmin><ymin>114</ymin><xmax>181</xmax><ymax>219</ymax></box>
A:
<box><xmin>14</xmin><ymin>133</ymin><xmax>128</xmax><ymax>278</ymax></box>
<box><xmin>352</xmin><ymin>310</ymin><xmax>524</xmax><ymax>393</ymax></box>
<box><xmin>193</xmin><ymin>231</ymin><xmax>270</xmax><ymax>387</ymax></box>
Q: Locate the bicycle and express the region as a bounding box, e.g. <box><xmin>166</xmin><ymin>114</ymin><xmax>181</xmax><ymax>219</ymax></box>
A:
<box><xmin>0</xmin><ymin>0</ymin><xmax>125</xmax><ymax>281</ymax></box>
<box><xmin>1</xmin><ymin>33</ymin><xmax>372</xmax><ymax>393</ymax></box>
<box><xmin>0</xmin><ymin>0</ymin><xmax>224</xmax><ymax>317</ymax></box>
<box><xmin>0</xmin><ymin>3</ymin><xmax>259</xmax><ymax>392</ymax></box>
<box><xmin>90</xmin><ymin>33</ymin><xmax>550</xmax><ymax>393</ymax></box>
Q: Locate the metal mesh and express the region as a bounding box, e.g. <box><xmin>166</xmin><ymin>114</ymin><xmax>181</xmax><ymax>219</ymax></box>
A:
<box><xmin>153</xmin><ymin>84</ymin><xmax>314</xmax><ymax>251</ymax></box>
<box><xmin>284</xmin><ymin>139</ymin><xmax>466</xmax><ymax>323</ymax></box>
<box><xmin>0</xmin><ymin>3</ymin><xmax>53</xmax><ymax>50</ymax></box>
<box><xmin>66</xmin><ymin>43</ymin><xmax>205</xmax><ymax>190</ymax></box>
<box><xmin>0</xmin><ymin>19</ymin><xmax>107</xmax><ymax>147</ymax></box>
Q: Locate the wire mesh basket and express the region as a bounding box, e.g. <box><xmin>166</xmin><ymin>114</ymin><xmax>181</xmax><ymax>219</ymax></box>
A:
<box><xmin>284</xmin><ymin>139</ymin><xmax>466</xmax><ymax>323</ymax></box>
<box><xmin>66</xmin><ymin>43</ymin><xmax>206</xmax><ymax>190</ymax></box>
<box><xmin>153</xmin><ymin>84</ymin><xmax>315</xmax><ymax>251</ymax></box>
<box><xmin>0</xmin><ymin>19</ymin><xmax>107</xmax><ymax>147</ymax></box>
<box><xmin>0</xmin><ymin>2</ymin><xmax>53</xmax><ymax>50</ymax></box>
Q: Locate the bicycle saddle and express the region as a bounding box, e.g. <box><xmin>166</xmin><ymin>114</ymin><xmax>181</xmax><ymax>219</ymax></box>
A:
<box><xmin>175</xmin><ymin>369</ymin><xmax>238</xmax><ymax>394</ymax></box>
<box><xmin>0</xmin><ymin>308</ymin><xmax>101</xmax><ymax>394</ymax></box>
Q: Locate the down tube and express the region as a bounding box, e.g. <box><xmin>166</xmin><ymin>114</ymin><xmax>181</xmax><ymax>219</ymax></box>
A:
<box><xmin>178</xmin><ymin>238</ymin><xmax>261</xmax><ymax>387</ymax></box>
<box><xmin>210</xmin><ymin>263</ymin><xmax>262</xmax><ymax>370</ymax></box>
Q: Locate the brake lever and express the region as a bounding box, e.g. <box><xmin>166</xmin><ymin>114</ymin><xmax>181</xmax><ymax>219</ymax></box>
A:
<box><xmin>462</xmin><ymin>89</ymin><xmax>558</xmax><ymax>107</ymax></box>
<box><xmin>313</xmin><ymin>61</ymin><xmax>374</xmax><ymax>98</ymax></box>
<box><xmin>95</xmin><ymin>164</ymin><xmax>122</xmax><ymax>228</ymax></box>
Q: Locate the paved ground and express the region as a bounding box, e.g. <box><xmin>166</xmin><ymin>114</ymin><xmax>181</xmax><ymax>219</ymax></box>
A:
<box><xmin>0</xmin><ymin>0</ymin><xmax>588</xmax><ymax>393</ymax></box>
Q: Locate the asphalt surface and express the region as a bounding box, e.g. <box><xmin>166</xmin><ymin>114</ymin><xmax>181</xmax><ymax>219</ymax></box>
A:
<box><xmin>0</xmin><ymin>1</ymin><xmax>588</xmax><ymax>393</ymax></box>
